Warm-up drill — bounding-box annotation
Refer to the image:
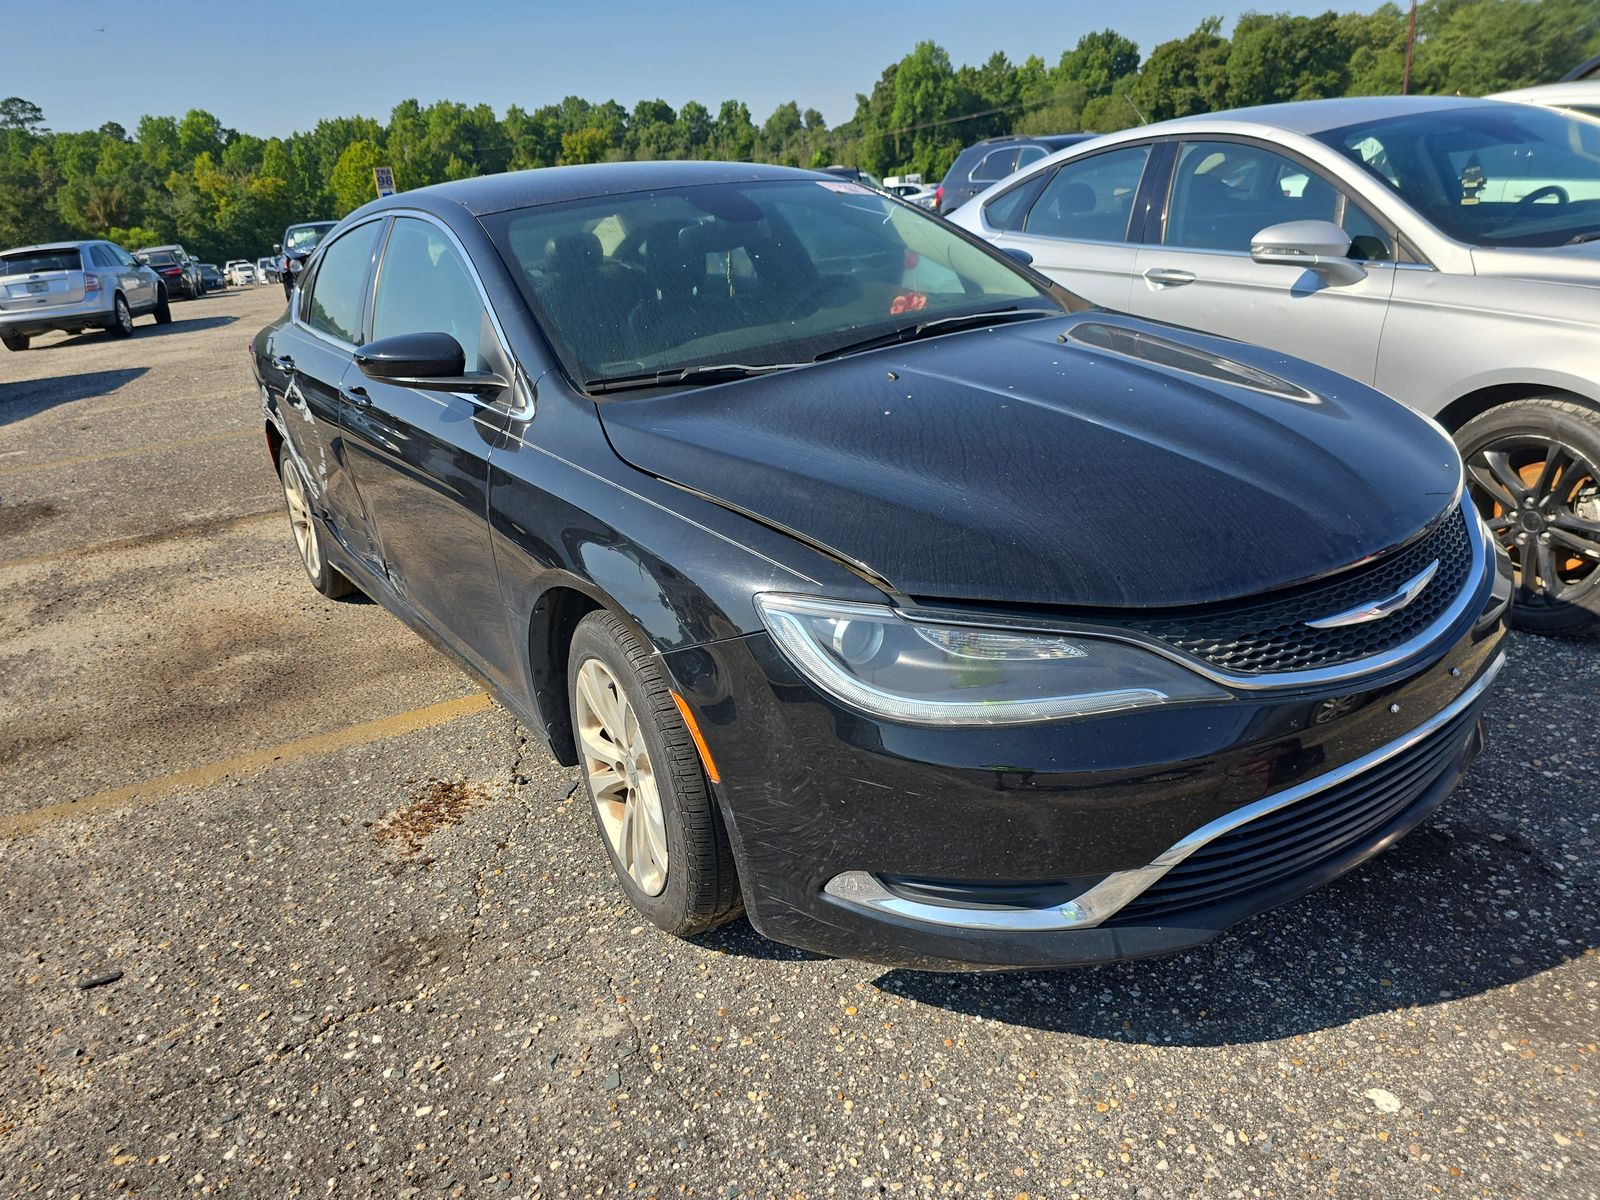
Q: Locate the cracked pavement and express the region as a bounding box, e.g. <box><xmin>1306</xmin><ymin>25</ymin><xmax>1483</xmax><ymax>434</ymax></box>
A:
<box><xmin>1</xmin><ymin>286</ymin><xmax>1597</xmax><ymax>1198</ymax></box>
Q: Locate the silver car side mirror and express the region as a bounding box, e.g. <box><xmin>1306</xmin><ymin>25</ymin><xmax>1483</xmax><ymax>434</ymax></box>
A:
<box><xmin>1251</xmin><ymin>220</ymin><xmax>1367</xmax><ymax>286</ymax></box>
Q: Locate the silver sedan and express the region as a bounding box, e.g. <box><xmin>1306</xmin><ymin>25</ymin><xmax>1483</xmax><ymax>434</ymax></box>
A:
<box><xmin>0</xmin><ymin>239</ymin><xmax>172</xmax><ymax>351</ymax></box>
<box><xmin>950</xmin><ymin>95</ymin><xmax>1600</xmax><ymax>635</ymax></box>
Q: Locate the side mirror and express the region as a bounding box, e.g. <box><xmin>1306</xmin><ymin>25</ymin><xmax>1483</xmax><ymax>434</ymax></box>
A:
<box><xmin>273</xmin><ymin>242</ymin><xmax>281</xmax><ymax>252</ymax></box>
<box><xmin>355</xmin><ymin>332</ymin><xmax>508</xmax><ymax>395</ymax></box>
<box><xmin>1000</xmin><ymin>246</ymin><xmax>1034</xmax><ymax>267</ymax></box>
<box><xmin>1250</xmin><ymin>220</ymin><xmax>1366</xmax><ymax>285</ymax></box>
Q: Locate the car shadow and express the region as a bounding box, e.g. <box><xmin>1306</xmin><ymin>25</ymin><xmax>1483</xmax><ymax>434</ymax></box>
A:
<box><xmin>0</xmin><ymin>367</ymin><xmax>149</xmax><ymax>426</ymax></box>
<box><xmin>867</xmin><ymin>810</ymin><xmax>1590</xmax><ymax>1047</ymax></box>
<box><xmin>26</xmin><ymin>314</ymin><xmax>238</xmax><ymax>351</ymax></box>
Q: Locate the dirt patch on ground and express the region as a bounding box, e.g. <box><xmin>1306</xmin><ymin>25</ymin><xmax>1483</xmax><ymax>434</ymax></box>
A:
<box><xmin>0</xmin><ymin>500</ymin><xmax>57</xmax><ymax>537</ymax></box>
<box><xmin>370</xmin><ymin>777</ymin><xmax>495</xmax><ymax>860</ymax></box>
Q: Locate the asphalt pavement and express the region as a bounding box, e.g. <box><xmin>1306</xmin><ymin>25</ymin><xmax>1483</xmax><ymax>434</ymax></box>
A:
<box><xmin>0</xmin><ymin>284</ymin><xmax>1595</xmax><ymax>1198</ymax></box>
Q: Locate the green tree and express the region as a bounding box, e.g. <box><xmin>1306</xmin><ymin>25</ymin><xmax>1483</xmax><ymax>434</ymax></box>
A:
<box><xmin>0</xmin><ymin>97</ymin><xmax>47</xmax><ymax>132</ymax></box>
<box><xmin>330</xmin><ymin>139</ymin><xmax>386</xmax><ymax>213</ymax></box>
<box><xmin>559</xmin><ymin>127</ymin><xmax>610</xmax><ymax>165</ymax></box>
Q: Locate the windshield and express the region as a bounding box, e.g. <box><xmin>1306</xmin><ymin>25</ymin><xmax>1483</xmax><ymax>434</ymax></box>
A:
<box><xmin>1315</xmin><ymin>103</ymin><xmax>1600</xmax><ymax>246</ymax></box>
<box><xmin>285</xmin><ymin>223</ymin><xmax>335</xmax><ymax>252</ymax></box>
<box><xmin>1</xmin><ymin>248</ymin><xmax>81</xmax><ymax>274</ymax></box>
<box><xmin>484</xmin><ymin>178</ymin><xmax>1060</xmax><ymax>386</ymax></box>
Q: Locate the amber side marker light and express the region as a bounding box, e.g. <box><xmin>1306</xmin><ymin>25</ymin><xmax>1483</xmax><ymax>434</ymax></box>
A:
<box><xmin>670</xmin><ymin>691</ymin><xmax>721</xmax><ymax>783</ymax></box>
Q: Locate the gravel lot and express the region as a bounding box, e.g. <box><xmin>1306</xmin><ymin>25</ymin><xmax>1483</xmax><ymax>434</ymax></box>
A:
<box><xmin>0</xmin><ymin>285</ymin><xmax>1595</xmax><ymax>1198</ymax></box>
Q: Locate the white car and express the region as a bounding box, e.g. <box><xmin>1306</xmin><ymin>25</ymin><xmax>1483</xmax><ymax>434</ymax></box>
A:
<box><xmin>1491</xmin><ymin>81</ymin><xmax>1600</xmax><ymax>125</ymax></box>
<box><xmin>949</xmin><ymin>95</ymin><xmax>1600</xmax><ymax>635</ymax></box>
<box><xmin>224</xmin><ymin>260</ymin><xmax>256</xmax><ymax>286</ymax></box>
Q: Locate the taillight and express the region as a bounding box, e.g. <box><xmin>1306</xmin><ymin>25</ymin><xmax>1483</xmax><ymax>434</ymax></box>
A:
<box><xmin>934</xmin><ymin>184</ymin><xmax>943</xmax><ymax>210</ymax></box>
<box><xmin>84</xmin><ymin>273</ymin><xmax>101</xmax><ymax>293</ymax></box>
<box><xmin>160</xmin><ymin>266</ymin><xmax>182</xmax><ymax>276</ymax></box>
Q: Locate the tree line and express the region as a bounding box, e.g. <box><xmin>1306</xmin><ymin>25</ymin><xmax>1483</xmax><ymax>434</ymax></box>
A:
<box><xmin>1</xmin><ymin>0</ymin><xmax>1594</xmax><ymax>264</ymax></box>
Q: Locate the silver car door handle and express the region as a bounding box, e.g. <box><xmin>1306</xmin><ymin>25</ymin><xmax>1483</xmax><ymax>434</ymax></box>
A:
<box><xmin>340</xmin><ymin>385</ymin><xmax>372</xmax><ymax>408</ymax></box>
<box><xmin>1143</xmin><ymin>267</ymin><xmax>1196</xmax><ymax>287</ymax></box>
<box><xmin>271</xmin><ymin>354</ymin><xmax>296</xmax><ymax>373</ymax></box>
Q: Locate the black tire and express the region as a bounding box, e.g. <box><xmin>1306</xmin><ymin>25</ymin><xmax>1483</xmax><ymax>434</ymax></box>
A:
<box><xmin>1457</xmin><ymin>397</ymin><xmax>1600</xmax><ymax>637</ymax></box>
<box><xmin>274</xmin><ymin>445</ymin><xmax>357</xmax><ymax>600</ymax></box>
<box><xmin>153</xmin><ymin>287</ymin><xmax>172</xmax><ymax>325</ymax></box>
<box><xmin>108</xmin><ymin>294</ymin><xmax>133</xmax><ymax>338</ymax></box>
<box><xmin>1</xmin><ymin>330</ymin><xmax>28</xmax><ymax>352</ymax></box>
<box><xmin>567</xmin><ymin>610</ymin><xmax>742</xmax><ymax>936</ymax></box>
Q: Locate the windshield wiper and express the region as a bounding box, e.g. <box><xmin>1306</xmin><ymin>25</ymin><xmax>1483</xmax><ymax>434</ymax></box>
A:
<box><xmin>584</xmin><ymin>361</ymin><xmax>807</xmax><ymax>395</ymax></box>
<box><xmin>811</xmin><ymin>307</ymin><xmax>1055</xmax><ymax>362</ymax></box>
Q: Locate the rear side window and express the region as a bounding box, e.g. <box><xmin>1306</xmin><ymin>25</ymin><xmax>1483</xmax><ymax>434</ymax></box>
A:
<box><xmin>371</xmin><ymin>218</ymin><xmax>492</xmax><ymax>371</ymax></box>
<box><xmin>87</xmin><ymin>246</ymin><xmax>114</xmax><ymax>268</ymax></box>
<box><xmin>2</xmin><ymin>247</ymin><xmax>82</xmax><ymax>274</ymax></box>
<box><xmin>971</xmin><ymin>147</ymin><xmax>1021</xmax><ymax>182</ymax></box>
<box><xmin>303</xmin><ymin>221</ymin><xmax>381</xmax><ymax>344</ymax></box>
<box><xmin>1024</xmin><ymin>146</ymin><xmax>1151</xmax><ymax>242</ymax></box>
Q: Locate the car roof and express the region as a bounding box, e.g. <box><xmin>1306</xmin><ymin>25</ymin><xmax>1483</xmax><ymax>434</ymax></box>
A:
<box><xmin>370</xmin><ymin>160</ymin><xmax>823</xmax><ymax>218</ymax></box>
<box><xmin>1</xmin><ymin>240</ymin><xmax>100</xmax><ymax>254</ymax></box>
<box><xmin>1146</xmin><ymin>93</ymin><xmax>1508</xmax><ymax>136</ymax></box>
<box><xmin>1491</xmin><ymin>81</ymin><xmax>1600</xmax><ymax>103</ymax></box>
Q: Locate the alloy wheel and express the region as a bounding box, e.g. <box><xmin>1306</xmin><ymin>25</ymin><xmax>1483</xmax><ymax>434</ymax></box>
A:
<box><xmin>1467</xmin><ymin>435</ymin><xmax>1600</xmax><ymax>608</ymax></box>
<box><xmin>573</xmin><ymin>657</ymin><xmax>668</xmax><ymax>896</ymax></box>
<box><xmin>280</xmin><ymin>458</ymin><xmax>321</xmax><ymax>578</ymax></box>
<box><xmin>116</xmin><ymin>297</ymin><xmax>132</xmax><ymax>334</ymax></box>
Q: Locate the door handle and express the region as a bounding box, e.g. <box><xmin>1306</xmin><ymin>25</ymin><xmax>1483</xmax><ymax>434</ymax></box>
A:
<box><xmin>340</xmin><ymin>385</ymin><xmax>372</xmax><ymax>408</ymax></box>
<box><xmin>1143</xmin><ymin>267</ymin><xmax>1196</xmax><ymax>287</ymax></box>
<box><xmin>271</xmin><ymin>353</ymin><xmax>296</xmax><ymax>373</ymax></box>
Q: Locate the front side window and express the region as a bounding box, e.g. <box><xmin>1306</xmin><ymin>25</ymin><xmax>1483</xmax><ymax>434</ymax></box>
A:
<box><xmin>485</xmin><ymin>178</ymin><xmax>1063</xmax><ymax>385</ymax></box>
<box><xmin>372</xmin><ymin>217</ymin><xmax>491</xmax><ymax>371</ymax></box>
<box><xmin>1316</xmin><ymin>103</ymin><xmax>1600</xmax><ymax>247</ymax></box>
<box><xmin>1165</xmin><ymin>141</ymin><xmax>1341</xmax><ymax>252</ymax></box>
<box><xmin>303</xmin><ymin>221</ymin><xmax>381</xmax><ymax>344</ymax></box>
<box><xmin>1023</xmin><ymin>145</ymin><xmax>1151</xmax><ymax>242</ymax></box>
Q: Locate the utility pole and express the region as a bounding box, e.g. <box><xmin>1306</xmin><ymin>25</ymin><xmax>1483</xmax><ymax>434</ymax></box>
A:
<box><xmin>1402</xmin><ymin>0</ymin><xmax>1418</xmax><ymax>95</ymax></box>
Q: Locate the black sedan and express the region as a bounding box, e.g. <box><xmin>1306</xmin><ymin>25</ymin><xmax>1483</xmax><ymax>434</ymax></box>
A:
<box><xmin>252</xmin><ymin>162</ymin><xmax>1511</xmax><ymax>970</ymax></box>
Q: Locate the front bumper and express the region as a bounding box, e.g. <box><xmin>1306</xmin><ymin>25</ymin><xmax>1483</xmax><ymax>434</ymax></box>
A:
<box><xmin>666</xmin><ymin>556</ymin><xmax>1509</xmax><ymax>971</ymax></box>
<box><xmin>0</xmin><ymin>292</ymin><xmax>115</xmax><ymax>335</ymax></box>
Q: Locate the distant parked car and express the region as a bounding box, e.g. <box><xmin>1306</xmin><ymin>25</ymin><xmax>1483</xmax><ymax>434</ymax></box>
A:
<box><xmin>135</xmin><ymin>244</ymin><xmax>204</xmax><ymax>299</ymax></box>
<box><xmin>935</xmin><ymin>133</ymin><xmax>1095</xmax><ymax>214</ymax></box>
<box><xmin>279</xmin><ymin>221</ymin><xmax>338</xmax><ymax>298</ymax></box>
<box><xmin>256</xmin><ymin>256</ymin><xmax>280</xmax><ymax>284</ymax></box>
<box><xmin>0</xmin><ymin>239</ymin><xmax>172</xmax><ymax>350</ymax></box>
<box><xmin>886</xmin><ymin>182</ymin><xmax>939</xmax><ymax>208</ymax></box>
<box><xmin>949</xmin><ymin>95</ymin><xmax>1600</xmax><ymax>634</ymax></box>
<box><xmin>199</xmin><ymin>262</ymin><xmax>225</xmax><ymax>291</ymax></box>
<box><xmin>818</xmin><ymin>164</ymin><xmax>886</xmax><ymax>191</ymax></box>
<box><xmin>225</xmin><ymin>259</ymin><xmax>256</xmax><ymax>286</ymax></box>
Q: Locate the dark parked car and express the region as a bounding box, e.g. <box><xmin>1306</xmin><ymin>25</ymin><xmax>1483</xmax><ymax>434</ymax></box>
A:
<box><xmin>278</xmin><ymin>220</ymin><xmax>338</xmax><ymax>298</ymax></box>
<box><xmin>935</xmin><ymin>133</ymin><xmax>1096</xmax><ymax>214</ymax></box>
<box><xmin>253</xmin><ymin>162</ymin><xmax>1510</xmax><ymax>970</ymax></box>
<box><xmin>0</xmin><ymin>239</ymin><xmax>171</xmax><ymax>349</ymax></box>
<box><xmin>134</xmin><ymin>244</ymin><xmax>204</xmax><ymax>299</ymax></box>
<box><xmin>198</xmin><ymin>262</ymin><xmax>225</xmax><ymax>291</ymax></box>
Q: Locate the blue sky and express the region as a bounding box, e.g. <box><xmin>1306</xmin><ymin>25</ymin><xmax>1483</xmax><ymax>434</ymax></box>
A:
<box><xmin>9</xmin><ymin>0</ymin><xmax>1389</xmax><ymax>136</ymax></box>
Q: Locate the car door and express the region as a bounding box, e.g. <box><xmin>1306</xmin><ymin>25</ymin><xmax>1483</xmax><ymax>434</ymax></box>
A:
<box><xmin>339</xmin><ymin>213</ymin><xmax>520</xmax><ymax>677</ymax></box>
<box><xmin>978</xmin><ymin>143</ymin><xmax>1156</xmax><ymax>313</ymax></box>
<box><xmin>1127</xmin><ymin>138</ymin><xmax>1396</xmax><ymax>384</ymax></box>
<box><xmin>267</xmin><ymin>218</ymin><xmax>386</xmax><ymax>572</ymax></box>
<box><xmin>102</xmin><ymin>244</ymin><xmax>151</xmax><ymax>311</ymax></box>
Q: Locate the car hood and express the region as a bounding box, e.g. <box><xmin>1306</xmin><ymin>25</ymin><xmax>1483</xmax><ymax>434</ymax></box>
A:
<box><xmin>598</xmin><ymin>313</ymin><xmax>1461</xmax><ymax>608</ymax></box>
<box><xmin>1471</xmin><ymin>240</ymin><xmax>1600</xmax><ymax>286</ymax></box>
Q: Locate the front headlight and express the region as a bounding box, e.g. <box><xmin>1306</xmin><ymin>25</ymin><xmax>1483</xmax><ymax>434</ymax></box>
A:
<box><xmin>755</xmin><ymin>594</ymin><xmax>1227</xmax><ymax>726</ymax></box>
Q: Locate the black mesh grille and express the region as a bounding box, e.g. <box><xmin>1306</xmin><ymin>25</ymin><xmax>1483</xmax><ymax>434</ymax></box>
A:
<box><xmin>1108</xmin><ymin>699</ymin><xmax>1480</xmax><ymax>924</ymax></box>
<box><xmin>1122</xmin><ymin>505</ymin><xmax>1473</xmax><ymax>676</ymax></box>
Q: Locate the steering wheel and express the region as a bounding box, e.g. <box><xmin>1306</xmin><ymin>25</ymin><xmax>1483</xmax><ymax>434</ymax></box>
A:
<box><xmin>1516</xmin><ymin>184</ymin><xmax>1569</xmax><ymax>208</ymax></box>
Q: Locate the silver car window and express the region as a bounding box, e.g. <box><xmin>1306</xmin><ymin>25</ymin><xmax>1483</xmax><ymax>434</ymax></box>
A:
<box><xmin>1023</xmin><ymin>145</ymin><xmax>1151</xmax><ymax>242</ymax></box>
<box><xmin>1165</xmin><ymin>141</ymin><xmax>1340</xmax><ymax>252</ymax></box>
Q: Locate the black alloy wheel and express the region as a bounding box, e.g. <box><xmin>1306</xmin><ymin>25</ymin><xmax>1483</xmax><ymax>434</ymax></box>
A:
<box><xmin>1459</xmin><ymin>398</ymin><xmax>1600</xmax><ymax>636</ymax></box>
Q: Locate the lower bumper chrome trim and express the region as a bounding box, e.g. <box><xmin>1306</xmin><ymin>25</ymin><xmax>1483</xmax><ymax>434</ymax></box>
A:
<box><xmin>823</xmin><ymin>651</ymin><xmax>1506</xmax><ymax>933</ymax></box>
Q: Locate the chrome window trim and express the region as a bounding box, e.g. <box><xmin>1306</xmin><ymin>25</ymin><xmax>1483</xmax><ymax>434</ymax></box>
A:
<box><xmin>899</xmin><ymin>494</ymin><xmax>1483</xmax><ymax>694</ymax></box>
<box><xmin>823</xmin><ymin>648</ymin><xmax>1505</xmax><ymax>933</ymax></box>
<box><xmin>367</xmin><ymin>209</ymin><xmax>534</xmax><ymax>422</ymax></box>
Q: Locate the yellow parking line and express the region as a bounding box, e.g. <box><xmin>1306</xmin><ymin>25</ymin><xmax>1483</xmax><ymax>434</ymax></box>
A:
<box><xmin>0</xmin><ymin>692</ymin><xmax>495</xmax><ymax>840</ymax></box>
<box><xmin>0</xmin><ymin>430</ymin><xmax>251</xmax><ymax>477</ymax></box>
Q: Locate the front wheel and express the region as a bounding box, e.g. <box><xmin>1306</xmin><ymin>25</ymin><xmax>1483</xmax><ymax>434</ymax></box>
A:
<box><xmin>276</xmin><ymin>446</ymin><xmax>356</xmax><ymax>599</ymax></box>
<box><xmin>567</xmin><ymin>611</ymin><xmax>741</xmax><ymax>936</ymax></box>
<box><xmin>1458</xmin><ymin>397</ymin><xmax>1600</xmax><ymax>636</ymax></box>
